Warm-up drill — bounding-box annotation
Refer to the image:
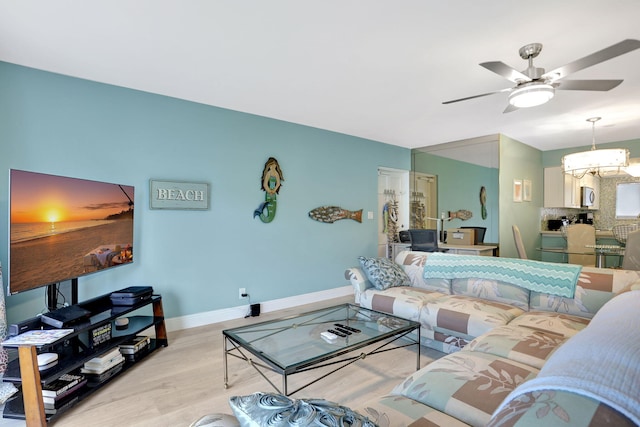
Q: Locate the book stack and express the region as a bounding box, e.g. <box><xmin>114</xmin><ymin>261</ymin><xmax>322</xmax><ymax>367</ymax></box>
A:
<box><xmin>41</xmin><ymin>373</ymin><xmax>87</xmax><ymax>415</ymax></box>
<box><xmin>81</xmin><ymin>347</ymin><xmax>125</xmax><ymax>383</ymax></box>
<box><xmin>119</xmin><ymin>336</ymin><xmax>151</xmax><ymax>361</ymax></box>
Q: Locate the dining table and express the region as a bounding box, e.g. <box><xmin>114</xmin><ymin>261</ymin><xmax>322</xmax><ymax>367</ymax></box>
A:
<box><xmin>537</xmin><ymin>244</ymin><xmax>624</xmax><ymax>268</ymax></box>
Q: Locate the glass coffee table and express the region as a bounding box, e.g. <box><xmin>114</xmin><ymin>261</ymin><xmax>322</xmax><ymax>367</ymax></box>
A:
<box><xmin>223</xmin><ymin>303</ymin><xmax>420</xmax><ymax>396</ymax></box>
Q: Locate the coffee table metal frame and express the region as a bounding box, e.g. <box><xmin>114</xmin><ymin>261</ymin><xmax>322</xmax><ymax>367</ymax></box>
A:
<box><xmin>222</xmin><ymin>303</ymin><xmax>421</xmax><ymax>396</ymax></box>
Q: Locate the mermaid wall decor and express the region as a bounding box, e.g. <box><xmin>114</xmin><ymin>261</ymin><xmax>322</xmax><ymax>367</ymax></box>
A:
<box><xmin>253</xmin><ymin>157</ymin><xmax>284</xmax><ymax>223</ymax></box>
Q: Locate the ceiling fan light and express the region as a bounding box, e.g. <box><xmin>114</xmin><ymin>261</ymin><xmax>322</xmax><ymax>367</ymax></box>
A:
<box><xmin>508</xmin><ymin>83</ymin><xmax>555</xmax><ymax>108</ymax></box>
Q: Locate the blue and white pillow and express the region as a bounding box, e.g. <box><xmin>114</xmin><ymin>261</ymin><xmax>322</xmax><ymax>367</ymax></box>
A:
<box><xmin>358</xmin><ymin>256</ymin><xmax>411</xmax><ymax>290</ymax></box>
<box><xmin>229</xmin><ymin>392</ymin><xmax>377</xmax><ymax>427</ymax></box>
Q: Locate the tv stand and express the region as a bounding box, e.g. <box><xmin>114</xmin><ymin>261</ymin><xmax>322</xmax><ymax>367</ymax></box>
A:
<box><xmin>2</xmin><ymin>291</ymin><xmax>167</xmax><ymax>426</ymax></box>
<box><xmin>46</xmin><ymin>278</ymin><xmax>79</xmax><ymax>312</ymax></box>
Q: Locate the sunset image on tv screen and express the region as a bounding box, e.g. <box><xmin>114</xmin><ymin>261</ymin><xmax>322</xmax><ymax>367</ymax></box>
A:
<box><xmin>9</xmin><ymin>169</ymin><xmax>134</xmax><ymax>294</ymax></box>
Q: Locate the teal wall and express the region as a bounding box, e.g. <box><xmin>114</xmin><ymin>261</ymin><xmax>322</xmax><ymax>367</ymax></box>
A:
<box><xmin>412</xmin><ymin>151</ymin><xmax>499</xmax><ymax>243</ymax></box>
<box><xmin>0</xmin><ymin>62</ymin><xmax>410</xmax><ymax>324</ymax></box>
<box><xmin>499</xmin><ymin>135</ymin><xmax>544</xmax><ymax>259</ymax></box>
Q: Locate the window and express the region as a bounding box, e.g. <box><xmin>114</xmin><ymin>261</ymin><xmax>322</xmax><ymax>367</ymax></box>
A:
<box><xmin>615</xmin><ymin>182</ymin><xmax>640</xmax><ymax>219</ymax></box>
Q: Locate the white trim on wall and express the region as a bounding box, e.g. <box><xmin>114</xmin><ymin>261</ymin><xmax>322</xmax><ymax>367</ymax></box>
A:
<box><xmin>164</xmin><ymin>285</ymin><xmax>354</xmax><ymax>332</ymax></box>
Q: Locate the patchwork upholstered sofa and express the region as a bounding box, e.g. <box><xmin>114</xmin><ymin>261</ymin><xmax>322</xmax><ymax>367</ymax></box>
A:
<box><xmin>359</xmin><ymin>288</ymin><xmax>640</xmax><ymax>427</ymax></box>
<box><xmin>345</xmin><ymin>250</ymin><xmax>640</xmax><ymax>353</ymax></box>
<box><xmin>343</xmin><ymin>251</ymin><xmax>640</xmax><ymax>426</ymax></box>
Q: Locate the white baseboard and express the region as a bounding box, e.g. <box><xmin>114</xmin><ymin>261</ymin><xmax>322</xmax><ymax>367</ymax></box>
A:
<box><xmin>165</xmin><ymin>285</ymin><xmax>353</xmax><ymax>332</ymax></box>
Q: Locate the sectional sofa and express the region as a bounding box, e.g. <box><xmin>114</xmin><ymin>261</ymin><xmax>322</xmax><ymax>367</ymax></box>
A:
<box><xmin>346</xmin><ymin>251</ymin><xmax>640</xmax><ymax>354</ymax></box>
<box><xmin>345</xmin><ymin>251</ymin><xmax>640</xmax><ymax>426</ymax></box>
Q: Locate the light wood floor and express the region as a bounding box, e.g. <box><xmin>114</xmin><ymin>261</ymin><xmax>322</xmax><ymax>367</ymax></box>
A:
<box><xmin>9</xmin><ymin>296</ymin><xmax>444</xmax><ymax>427</ymax></box>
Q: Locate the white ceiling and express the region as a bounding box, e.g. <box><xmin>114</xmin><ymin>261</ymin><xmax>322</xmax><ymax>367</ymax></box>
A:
<box><xmin>1</xmin><ymin>1</ymin><xmax>640</xmax><ymax>153</ymax></box>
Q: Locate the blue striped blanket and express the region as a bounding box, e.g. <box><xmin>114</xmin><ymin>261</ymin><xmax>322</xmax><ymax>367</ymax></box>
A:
<box><xmin>423</xmin><ymin>253</ymin><xmax>581</xmax><ymax>298</ymax></box>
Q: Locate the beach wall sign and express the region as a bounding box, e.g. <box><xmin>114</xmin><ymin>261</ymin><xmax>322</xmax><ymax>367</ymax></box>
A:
<box><xmin>149</xmin><ymin>180</ymin><xmax>210</xmax><ymax>210</ymax></box>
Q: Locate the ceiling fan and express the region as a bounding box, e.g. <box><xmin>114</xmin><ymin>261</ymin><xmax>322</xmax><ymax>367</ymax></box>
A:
<box><xmin>443</xmin><ymin>39</ymin><xmax>640</xmax><ymax>113</ymax></box>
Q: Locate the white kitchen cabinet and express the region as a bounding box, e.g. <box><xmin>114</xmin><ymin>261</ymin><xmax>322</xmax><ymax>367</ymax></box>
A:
<box><xmin>544</xmin><ymin>166</ymin><xmax>580</xmax><ymax>208</ymax></box>
<box><xmin>563</xmin><ymin>172</ymin><xmax>581</xmax><ymax>208</ymax></box>
<box><xmin>544</xmin><ymin>166</ymin><xmax>600</xmax><ymax>209</ymax></box>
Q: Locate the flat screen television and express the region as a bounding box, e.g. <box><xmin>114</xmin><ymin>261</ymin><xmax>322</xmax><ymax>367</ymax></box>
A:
<box><xmin>8</xmin><ymin>169</ymin><xmax>135</xmax><ymax>297</ymax></box>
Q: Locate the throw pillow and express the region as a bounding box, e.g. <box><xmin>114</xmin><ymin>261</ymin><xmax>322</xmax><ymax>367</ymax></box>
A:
<box><xmin>229</xmin><ymin>392</ymin><xmax>378</xmax><ymax>427</ymax></box>
<box><xmin>358</xmin><ymin>256</ymin><xmax>411</xmax><ymax>290</ymax></box>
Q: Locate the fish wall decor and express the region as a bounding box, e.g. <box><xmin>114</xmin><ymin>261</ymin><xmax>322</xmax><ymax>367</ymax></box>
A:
<box><xmin>448</xmin><ymin>209</ymin><xmax>473</xmax><ymax>221</ymax></box>
<box><xmin>253</xmin><ymin>157</ymin><xmax>283</xmax><ymax>223</ymax></box>
<box><xmin>309</xmin><ymin>206</ymin><xmax>363</xmax><ymax>224</ymax></box>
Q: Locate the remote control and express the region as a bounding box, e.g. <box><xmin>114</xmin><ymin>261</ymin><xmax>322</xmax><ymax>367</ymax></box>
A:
<box><xmin>335</xmin><ymin>323</ymin><xmax>361</xmax><ymax>333</ymax></box>
<box><xmin>327</xmin><ymin>329</ymin><xmax>347</xmax><ymax>338</ymax></box>
<box><xmin>321</xmin><ymin>331</ymin><xmax>338</xmax><ymax>342</ymax></box>
<box><xmin>334</xmin><ymin>327</ymin><xmax>352</xmax><ymax>335</ymax></box>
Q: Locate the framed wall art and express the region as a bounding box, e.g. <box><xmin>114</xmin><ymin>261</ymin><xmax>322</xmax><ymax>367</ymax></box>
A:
<box><xmin>523</xmin><ymin>179</ymin><xmax>532</xmax><ymax>202</ymax></box>
<box><xmin>513</xmin><ymin>179</ymin><xmax>522</xmax><ymax>202</ymax></box>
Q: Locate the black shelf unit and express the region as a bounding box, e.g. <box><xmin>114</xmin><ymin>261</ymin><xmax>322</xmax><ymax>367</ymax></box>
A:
<box><xmin>2</xmin><ymin>292</ymin><xmax>168</xmax><ymax>425</ymax></box>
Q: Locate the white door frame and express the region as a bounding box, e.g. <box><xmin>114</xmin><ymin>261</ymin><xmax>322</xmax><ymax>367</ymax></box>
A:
<box><xmin>378</xmin><ymin>167</ymin><xmax>409</xmax><ymax>258</ymax></box>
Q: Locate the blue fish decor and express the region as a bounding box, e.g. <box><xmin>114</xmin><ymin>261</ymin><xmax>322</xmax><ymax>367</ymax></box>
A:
<box><xmin>254</xmin><ymin>157</ymin><xmax>283</xmax><ymax>223</ymax></box>
<box><xmin>309</xmin><ymin>206</ymin><xmax>363</xmax><ymax>223</ymax></box>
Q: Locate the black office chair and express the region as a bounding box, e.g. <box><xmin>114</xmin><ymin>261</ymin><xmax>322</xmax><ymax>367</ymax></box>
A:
<box><xmin>407</xmin><ymin>229</ymin><xmax>448</xmax><ymax>253</ymax></box>
<box><xmin>460</xmin><ymin>226</ymin><xmax>487</xmax><ymax>244</ymax></box>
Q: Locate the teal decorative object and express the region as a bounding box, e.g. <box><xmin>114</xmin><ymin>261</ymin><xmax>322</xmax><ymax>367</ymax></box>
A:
<box><xmin>253</xmin><ymin>157</ymin><xmax>283</xmax><ymax>223</ymax></box>
<box><xmin>423</xmin><ymin>252</ymin><xmax>581</xmax><ymax>298</ymax></box>
<box><xmin>480</xmin><ymin>186</ymin><xmax>487</xmax><ymax>219</ymax></box>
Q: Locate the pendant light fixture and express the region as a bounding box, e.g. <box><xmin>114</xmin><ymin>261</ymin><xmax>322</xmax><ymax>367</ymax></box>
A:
<box><xmin>625</xmin><ymin>160</ymin><xmax>640</xmax><ymax>177</ymax></box>
<box><xmin>562</xmin><ymin>117</ymin><xmax>630</xmax><ymax>178</ymax></box>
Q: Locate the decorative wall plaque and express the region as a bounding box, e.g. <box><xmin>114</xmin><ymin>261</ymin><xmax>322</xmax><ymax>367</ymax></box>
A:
<box><xmin>149</xmin><ymin>180</ymin><xmax>209</xmax><ymax>210</ymax></box>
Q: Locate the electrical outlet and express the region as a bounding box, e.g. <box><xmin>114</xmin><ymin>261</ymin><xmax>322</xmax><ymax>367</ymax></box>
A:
<box><xmin>239</xmin><ymin>288</ymin><xmax>247</xmax><ymax>299</ymax></box>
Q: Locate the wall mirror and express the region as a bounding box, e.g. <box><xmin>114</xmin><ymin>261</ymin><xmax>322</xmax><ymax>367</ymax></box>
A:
<box><xmin>410</xmin><ymin>135</ymin><xmax>499</xmax><ymax>243</ymax></box>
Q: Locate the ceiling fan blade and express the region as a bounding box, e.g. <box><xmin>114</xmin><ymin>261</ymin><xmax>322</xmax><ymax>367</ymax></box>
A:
<box><xmin>556</xmin><ymin>79</ymin><xmax>623</xmax><ymax>91</ymax></box>
<box><xmin>480</xmin><ymin>61</ymin><xmax>531</xmax><ymax>83</ymax></box>
<box><xmin>442</xmin><ymin>87</ymin><xmax>512</xmax><ymax>105</ymax></box>
<box><xmin>542</xmin><ymin>39</ymin><xmax>640</xmax><ymax>81</ymax></box>
<box><xmin>503</xmin><ymin>104</ymin><xmax>519</xmax><ymax>114</ymax></box>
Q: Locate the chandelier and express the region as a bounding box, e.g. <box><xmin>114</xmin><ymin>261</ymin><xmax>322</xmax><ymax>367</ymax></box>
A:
<box><xmin>562</xmin><ymin>117</ymin><xmax>630</xmax><ymax>178</ymax></box>
<box><xmin>625</xmin><ymin>160</ymin><xmax>640</xmax><ymax>177</ymax></box>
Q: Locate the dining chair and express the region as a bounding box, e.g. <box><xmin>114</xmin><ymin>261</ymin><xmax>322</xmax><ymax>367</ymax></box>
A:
<box><xmin>566</xmin><ymin>224</ymin><xmax>596</xmax><ymax>267</ymax></box>
<box><xmin>512</xmin><ymin>225</ymin><xmax>527</xmax><ymax>259</ymax></box>
<box><xmin>612</xmin><ymin>223</ymin><xmax>639</xmax><ymax>247</ymax></box>
<box><xmin>622</xmin><ymin>229</ymin><xmax>640</xmax><ymax>271</ymax></box>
